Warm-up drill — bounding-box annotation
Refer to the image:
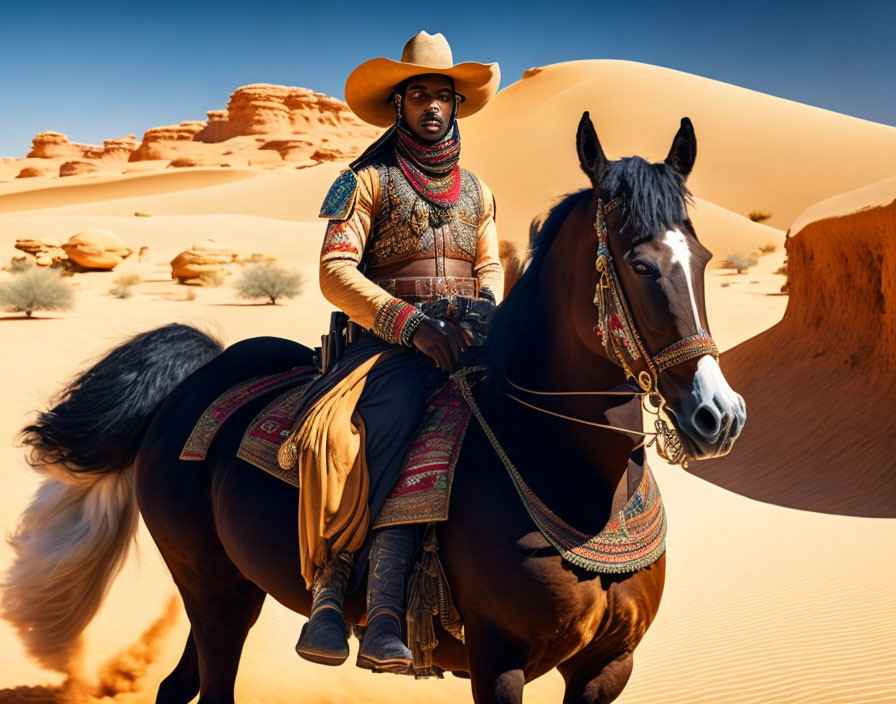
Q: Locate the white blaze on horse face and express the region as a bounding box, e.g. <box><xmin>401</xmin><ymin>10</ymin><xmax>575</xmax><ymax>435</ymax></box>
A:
<box><xmin>692</xmin><ymin>354</ymin><xmax>746</xmax><ymax>432</ymax></box>
<box><xmin>663</xmin><ymin>228</ymin><xmax>701</xmax><ymax>331</ymax></box>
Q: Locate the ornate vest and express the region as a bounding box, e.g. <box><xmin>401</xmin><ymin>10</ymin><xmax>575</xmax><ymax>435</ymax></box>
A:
<box><xmin>364</xmin><ymin>159</ymin><xmax>485</xmax><ymax>276</ymax></box>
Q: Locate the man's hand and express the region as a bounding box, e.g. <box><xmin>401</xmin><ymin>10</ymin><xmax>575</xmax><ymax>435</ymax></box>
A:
<box><xmin>411</xmin><ymin>318</ymin><xmax>467</xmax><ymax>372</ymax></box>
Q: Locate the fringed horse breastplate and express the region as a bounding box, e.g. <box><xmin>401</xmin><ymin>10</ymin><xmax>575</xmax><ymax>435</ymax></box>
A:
<box><xmin>365</xmin><ymin>163</ymin><xmax>483</xmax><ymax>270</ymax></box>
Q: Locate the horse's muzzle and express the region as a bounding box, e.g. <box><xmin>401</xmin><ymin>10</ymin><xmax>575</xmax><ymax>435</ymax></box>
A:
<box><xmin>665</xmin><ymin>355</ymin><xmax>746</xmax><ymax>460</ymax></box>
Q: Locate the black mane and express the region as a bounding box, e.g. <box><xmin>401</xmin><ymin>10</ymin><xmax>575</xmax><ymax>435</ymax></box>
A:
<box><xmin>483</xmin><ymin>156</ymin><xmax>692</xmax><ymax>376</ymax></box>
<box><xmin>604</xmin><ymin>156</ymin><xmax>693</xmax><ymax>244</ymax></box>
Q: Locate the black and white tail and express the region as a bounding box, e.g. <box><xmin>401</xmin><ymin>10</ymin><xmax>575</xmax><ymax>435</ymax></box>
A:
<box><xmin>2</xmin><ymin>323</ymin><xmax>222</xmax><ymax>672</ymax></box>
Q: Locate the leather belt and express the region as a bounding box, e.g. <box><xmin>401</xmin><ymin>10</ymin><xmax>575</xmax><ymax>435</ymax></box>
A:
<box><xmin>373</xmin><ymin>276</ymin><xmax>479</xmax><ymax>304</ymax></box>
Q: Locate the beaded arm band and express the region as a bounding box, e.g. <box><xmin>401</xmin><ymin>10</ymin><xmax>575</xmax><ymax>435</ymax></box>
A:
<box><xmin>373</xmin><ymin>298</ymin><xmax>427</xmax><ymax>346</ymax></box>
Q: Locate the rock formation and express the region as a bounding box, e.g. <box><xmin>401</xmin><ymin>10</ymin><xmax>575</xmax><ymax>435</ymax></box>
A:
<box><xmin>14</xmin><ymin>238</ymin><xmax>67</xmax><ymax>267</ymax></box>
<box><xmin>16</xmin><ymin>166</ymin><xmax>50</xmax><ymax>178</ymax></box>
<box><xmin>27</xmin><ymin>132</ymin><xmax>83</xmax><ymax>159</ymax></box>
<box><xmin>193</xmin><ymin>85</ymin><xmax>375</xmax><ymax>144</ymax></box>
<box><xmin>61</xmin><ymin>230</ymin><xmax>132</xmax><ymax>270</ymax></box>
<box><xmin>260</xmin><ymin>139</ymin><xmax>315</xmax><ymax>162</ymax></box>
<box><xmin>129</xmin><ymin>122</ymin><xmax>208</xmax><ymax>161</ymax></box>
<box><xmin>14</xmin><ymin>83</ymin><xmax>378</xmax><ymax>173</ymax></box>
<box><xmin>25</xmin><ymin>131</ymin><xmax>138</xmax><ymax>161</ymax></box>
<box><xmin>167</xmin><ymin>155</ymin><xmax>218</xmax><ymax>168</ymax></box>
<box><xmin>170</xmin><ymin>239</ymin><xmax>239</xmax><ymax>283</ymax></box>
<box><xmin>690</xmin><ymin>177</ymin><xmax>896</xmax><ymax>517</ymax></box>
<box><xmin>102</xmin><ymin>135</ymin><xmax>139</xmax><ymax>160</ymax></box>
<box><xmin>59</xmin><ymin>160</ymin><xmax>102</xmax><ymax>177</ymax></box>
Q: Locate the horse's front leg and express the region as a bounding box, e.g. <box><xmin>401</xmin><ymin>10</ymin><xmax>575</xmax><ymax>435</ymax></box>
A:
<box><xmin>465</xmin><ymin>619</ymin><xmax>527</xmax><ymax>704</ymax></box>
<box><xmin>558</xmin><ymin>650</ymin><xmax>633</xmax><ymax>704</ymax></box>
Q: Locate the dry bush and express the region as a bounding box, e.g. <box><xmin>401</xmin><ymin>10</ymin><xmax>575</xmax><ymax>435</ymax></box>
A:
<box><xmin>199</xmin><ymin>270</ymin><xmax>226</xmax><ymax>288</ymax></box>
<box><xmin>0</xmin><ymin>267</ymin><xmax>74</xmax><ymax>317</ymax></box>
<box><xmin>758</xmin><ymin>243</ymin><xmax>777</xmax><ymax>254</ymax></box>
<box><xmin>134</xmin><ymin>212</ymin><xmax>151</xmax><ymax>217</ymax></box>
<box><xmin>234</xmin><ymin>264</ymin><xmax>304</xmax><ymax>304</ymax></box>
<box><xmin>6</xmin><ymin>256</ymin><xmax>35</xmax><ymax>274</ymax></box>
<box><xmin>110</xmin><ymin>273</ymin><xmax>141</xmax><ymax>299</ymax></box>
<box><xmin>748</xmin><ymin>210</ymin><xmax>772</xmax><ymax>223</ymax></box>
<box><xmin>721</xmin><ymin>253</ymin><xmax>758</xmax><ymax>274</ymax></box>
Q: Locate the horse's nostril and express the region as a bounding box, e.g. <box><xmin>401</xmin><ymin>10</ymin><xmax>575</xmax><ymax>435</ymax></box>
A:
<box><xmin>692</xmin><ymin>404</ymin><xmax>721</xmax><ymax>439</ymax></box>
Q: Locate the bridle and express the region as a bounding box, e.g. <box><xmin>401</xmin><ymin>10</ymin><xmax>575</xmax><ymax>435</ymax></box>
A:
<box><xmin>592</xmin><ymin>197</ymin><xmax>718</xmax><ymax>394</ymax></box>
<box><xmin>503</xmin><ymin>196</ymin><xmax>721</xmax><ymax>468</ymax></box>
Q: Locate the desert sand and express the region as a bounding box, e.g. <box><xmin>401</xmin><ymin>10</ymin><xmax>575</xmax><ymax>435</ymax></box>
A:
<box><xmin>0</xmin><ymin>61</ymin><xmax>893</xmax><ymax>703</ymax></box>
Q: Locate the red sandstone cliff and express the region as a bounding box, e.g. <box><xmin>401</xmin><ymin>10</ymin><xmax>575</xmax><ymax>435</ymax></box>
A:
<box><xmin>13</xmin><ymin>84</ymin><xmax>379</xmax><ymax>174</ymax></box>
<box><xmin>690</xmin><ymin>176</ymin><xmax>896</xmax><ymax>517</ymax></box>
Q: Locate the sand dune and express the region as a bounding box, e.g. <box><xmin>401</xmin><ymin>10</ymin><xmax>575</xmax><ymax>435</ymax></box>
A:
<box><xmin>463</xmin><ymin>60</ymin><xmax>896</xmax><ymax>239</ymax></box>
<box><xmin>0</xmin><ymin>168</ymin><xmax>259</xmax><ymax>215</ymax></box>
<box><xmin>0</xmin><ymin>164</ymin><xmax>343</xmax><ymax>223</ymax></box>
<box><xmin>691</xmin><ymin>176</ymin><xmax>896</xmax><ymax>517</ymax></box>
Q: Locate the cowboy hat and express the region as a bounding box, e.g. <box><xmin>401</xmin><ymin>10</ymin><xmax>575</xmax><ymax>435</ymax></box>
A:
<box><xmin>345</xmin><ymin>31</ymin><xmax>500</xmax><ymax>128</ymax></box>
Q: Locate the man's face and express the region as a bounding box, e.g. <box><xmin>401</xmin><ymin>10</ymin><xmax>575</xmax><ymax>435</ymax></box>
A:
<box><xmin>402</xmin><ymin>74</ymin><xmax>454</xmax><ymax>142</ymax></box>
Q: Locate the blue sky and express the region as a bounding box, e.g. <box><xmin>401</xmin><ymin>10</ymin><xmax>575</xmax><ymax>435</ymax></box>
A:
<box><xmin>1</xmin><ymin>0</ymin><xmax>893</xmax><ymax>158</ymax></box>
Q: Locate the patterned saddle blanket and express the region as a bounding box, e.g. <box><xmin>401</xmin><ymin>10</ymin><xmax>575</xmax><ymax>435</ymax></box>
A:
<box><xmin>180</xmin><ymin>368</ymin><xmax>666</xmax><ymax>572</ymax></box>
<box><xmin>180</xmin><ymin>370</ymin><xmax>472</xmax><ymax>527</ymax></box>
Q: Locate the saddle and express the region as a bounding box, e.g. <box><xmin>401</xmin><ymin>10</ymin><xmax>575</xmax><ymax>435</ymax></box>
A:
<box><xmin>179</xmin><ymin>371</ymin><xmax>472</xmax><ymax>524</ymax></box>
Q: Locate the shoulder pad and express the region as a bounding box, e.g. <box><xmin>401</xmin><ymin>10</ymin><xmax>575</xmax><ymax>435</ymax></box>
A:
<box><xmin>319</xmin><ymin>169</ymin><xmax>358</xmax><ymax>220</ymax></box>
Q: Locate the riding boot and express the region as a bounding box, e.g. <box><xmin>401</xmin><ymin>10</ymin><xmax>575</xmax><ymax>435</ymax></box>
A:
<box><xmin>356</xmin><ymin>525</ymin><xmax>416</xmax><ymax>674</ymax></box>
<box><xmin>295</xmin><ymin>551</ymin><xmax>353</xmax><ymax>665</ymax></box>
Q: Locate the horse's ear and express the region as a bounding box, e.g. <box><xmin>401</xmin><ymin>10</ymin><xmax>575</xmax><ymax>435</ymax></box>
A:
<box><xmin>665</xmin><ymin>117</ymin><xmax>697</xmax><ymax>178</ymax></box>
<box><xmin>576</xmin><ymin>111</ymin><xmax>607</xmax><ymax>186</ymax></box>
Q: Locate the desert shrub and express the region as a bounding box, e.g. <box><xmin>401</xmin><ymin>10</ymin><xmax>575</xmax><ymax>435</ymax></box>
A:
<box><xmin>134</xmin><ymin>211</ymin><xmax>151</xmax><ymax>217</ymax></box>
<box><xmin>0</xmin><ymin>267</ymin><xmax>74</xmax><ymax>317</ymax></box>
<box><xmin>199</xmin><ymin>270</ymin><xmax>226</xmax><ymax>288</ymax></box>
<box><xmin>721</xmin><ymin>253</ymin><xmax>758</xmax><ymax>274</ymax></box>
<box><xmin>7</xmin><ymin>257</ymin><xmax>35</xmax><ymax>274</ymax></box>
<box><xmin>234</xmin><ymin>263</ymin><xmax>304</xmax><ymax>304</ymax></box>
<box><xmin>758</xmin><ymin>243</ymin><xmax>777</xmax><ymax>254</ymax></box>
<box><xmin>748</xmin><ymin>210</ymin><xmax>772</xmax><ymax>223</ymax></box>
<box><xmin>110</xmin><ymin>273</ymin><xmax>141</xmax><ymax>299</ymax></box>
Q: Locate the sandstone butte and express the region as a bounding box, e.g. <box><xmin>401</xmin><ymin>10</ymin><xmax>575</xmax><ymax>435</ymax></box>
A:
<box><xmin>689</xmin><ymin>175</ymin><xmax>896</xmax><ymax>518</ymax></box>
<box><xmin>16</xmin><ymin>85</ymin><xmax>378</xmax><ymax>172</ymax></box>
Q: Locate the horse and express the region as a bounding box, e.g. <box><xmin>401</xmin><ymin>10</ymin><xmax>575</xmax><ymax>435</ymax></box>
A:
<box><xmin>3</xmin><ymin>112</ymin><xmax>745</xmax><ymax>704</ymax></box>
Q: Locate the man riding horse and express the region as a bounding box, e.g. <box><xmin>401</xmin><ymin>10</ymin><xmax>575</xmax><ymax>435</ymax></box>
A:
<box><xmin>292</xmin><ymin>31</ymin><xmax>504</xmax><ymax>673</ymax></box>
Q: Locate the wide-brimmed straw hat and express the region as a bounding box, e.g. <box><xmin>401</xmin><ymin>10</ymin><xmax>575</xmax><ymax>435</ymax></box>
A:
<box><xmin>345</xmin><ymin>31</ymin><xmax>500</xmax><ymax>128</ymax></box>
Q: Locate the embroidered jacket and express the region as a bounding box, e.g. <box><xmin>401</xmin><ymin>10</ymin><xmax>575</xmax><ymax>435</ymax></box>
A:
<box><xmin>318</xmin><ymin>155</ymin><xmax>503</xmax><ymax>345</ymax></box>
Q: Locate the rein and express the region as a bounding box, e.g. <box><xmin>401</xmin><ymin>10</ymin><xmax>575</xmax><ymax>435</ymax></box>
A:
<box><xmin>499</xmin><ymin>196</ymin><xmax>720</xmax><ymax>469</ymax></box>
<box><xmin>455</xmin><ymin>367</ymin><xmax>667</xmax><ymax>573</ymax></box>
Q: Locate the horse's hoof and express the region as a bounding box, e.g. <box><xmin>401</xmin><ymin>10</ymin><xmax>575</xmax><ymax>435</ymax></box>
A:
<box><xmin>295</xmin><ymin>616</ymin><xmax>349</xmax><ymax>666</ymax></box>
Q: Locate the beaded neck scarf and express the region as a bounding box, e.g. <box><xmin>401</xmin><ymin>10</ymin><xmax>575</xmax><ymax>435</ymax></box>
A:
<box><xmin>393</xmin><ymin>95</ymin><xmax>462</xmax><ymax>208</ymax></box>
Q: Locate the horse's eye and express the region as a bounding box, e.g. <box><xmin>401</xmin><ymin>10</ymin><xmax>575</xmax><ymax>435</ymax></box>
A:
<box><xmin>631</xmin><ymin>261</ymin><xmax>657</xmax><ymax>276</ymax></box>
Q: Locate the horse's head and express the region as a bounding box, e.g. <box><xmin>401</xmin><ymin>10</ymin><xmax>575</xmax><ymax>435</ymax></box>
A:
<box><xmin>575</xmin><ymin>111</ymin><xmax>745</xmax><ymax>460</ymax></box>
